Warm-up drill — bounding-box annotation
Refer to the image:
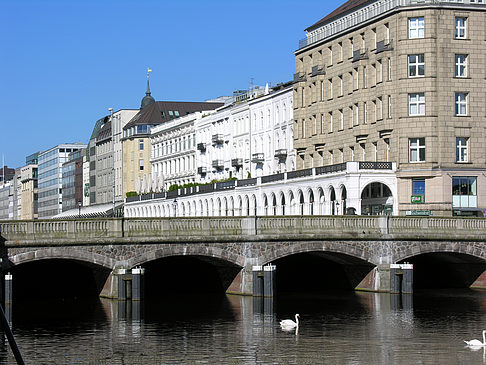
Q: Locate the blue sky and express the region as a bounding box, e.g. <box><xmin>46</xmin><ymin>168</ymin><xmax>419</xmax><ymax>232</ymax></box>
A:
<box><xmin>1</xmin><ymin>0</ymin><xmax>340</xmax><ymax>168</ymax></box>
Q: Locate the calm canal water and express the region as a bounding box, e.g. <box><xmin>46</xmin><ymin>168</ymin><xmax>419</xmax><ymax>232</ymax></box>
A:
<box><xmin>1</xmin><ymin>289</ymin><xmax>486</xmax><ymax>364</ymax></box>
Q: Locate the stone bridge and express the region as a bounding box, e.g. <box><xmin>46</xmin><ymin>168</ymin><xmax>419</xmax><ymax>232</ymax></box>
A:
<box><xmin>1</xmin><ymin>216</ymin><xmax>486</xmax><ymax>298</ymax></box>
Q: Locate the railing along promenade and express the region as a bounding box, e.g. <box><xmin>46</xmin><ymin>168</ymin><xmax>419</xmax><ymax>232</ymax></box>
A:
<box><xmin>1</xmin><ymin>216</ymin><xmax>485</xmax><ymax>246</ymax></box>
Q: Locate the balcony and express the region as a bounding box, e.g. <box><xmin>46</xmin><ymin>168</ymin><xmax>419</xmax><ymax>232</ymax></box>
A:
<box><xmin>197</xmin><ymin>143</ymin><xmax>206</xmax><ymax>152</ymax></box>
<box><xmin>274</xmin><ymin>149</ymin><xmax>287</xmax><ymax>159</ymax></box>
<box><xmin>231</xmin><ymin>158</ymin><xmax>243</xmax><ymax>167</ymax></box>
<box><xmin>293</xmin><ymin>72</ymin><xmax>306</xmax><ymax>83</ymax></box>
<box><xmin>251</xmin><ymin>153</ymin><xmax>264</xmax><ymax>163</ymax></box>
<box><xmin>212</xmin><ymin>134</ymin><xmax>224</xmax><ymax>144</ymax></box>
<box><xmin>212</xmin><ymin>159</ymin><xmax>224</xmax><ymax>169</ymax></box>
<box><xmin>376</xmin><ymin>39</ymin><xmax>393</xmax><ymax>54</ymax></box>
<box><xmin>311</xmin><ymin>65</ymin><xmax>325</xmax><ymax>77</ymax></box>
<box><xmin>197</xmin><ymin>166</ymin><xmax>207</xmax><ymax>174</ymax></box>
<box><xmin>353</xmin><ymin>48</ymin><xmax>368</xmax><ymax>62</ymax></box>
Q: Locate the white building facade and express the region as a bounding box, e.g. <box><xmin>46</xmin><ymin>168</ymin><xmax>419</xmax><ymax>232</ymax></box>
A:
<box><xmin>150</xmin><ymin>112</ymin><xmax>201</xmax><ymax>192</ymax></box>
<box><xmin>196</xmin><ymin>83</ymin><xmax>295</xmax><ymax>183</ymax></box>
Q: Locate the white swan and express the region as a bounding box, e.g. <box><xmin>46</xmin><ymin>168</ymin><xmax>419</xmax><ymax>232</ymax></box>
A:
<box><xmin>280</xmin><ymin>314</ymin><xmax>300</xmax><ymax>328</ymax></box>
<box><xmin>465</xmin><ymin>330</ymin><xmax>486</xmax><ymax>346</ymax></box>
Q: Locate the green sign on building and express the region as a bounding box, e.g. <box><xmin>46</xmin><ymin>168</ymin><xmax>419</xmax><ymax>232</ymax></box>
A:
<box><xmin>411</xmin><ymin>195</ymin><xmax>424</xmax><ymax>203</ymax></box>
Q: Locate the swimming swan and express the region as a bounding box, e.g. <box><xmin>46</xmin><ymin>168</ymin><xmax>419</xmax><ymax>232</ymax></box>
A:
<box><xmin>280</xmin><ymin>314</ymin><xmax>300</xmax><ymax>328</ymax></box>
<box><xmin>465</xmin><ymin>330</ymin><xmax>486</xmax><ymax>346</ymax></box>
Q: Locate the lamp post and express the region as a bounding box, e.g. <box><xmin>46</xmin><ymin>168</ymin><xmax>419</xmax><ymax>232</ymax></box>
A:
<box><xmin>109</xmin><ymin>107</ymin><xmax>115</xmax><ymax>217</ymax></box>
<box><xmin>78</xmin><ymin>200</ymin><xmax>82</xmax><ymax>218</ymax></box>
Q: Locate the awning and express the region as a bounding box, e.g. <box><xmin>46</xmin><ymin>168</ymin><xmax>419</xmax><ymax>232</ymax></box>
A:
<box><xmin>53</xmin><ymin>202</ymin><xmax>124</xmax><ymax>219</ymax></box>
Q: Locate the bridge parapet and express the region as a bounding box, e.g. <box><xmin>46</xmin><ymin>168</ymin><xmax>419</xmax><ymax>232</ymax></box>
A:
<box><xmin>1</xmin><ymin>216</ymin><xmax>486</xmax><ymax>246</ymax></box>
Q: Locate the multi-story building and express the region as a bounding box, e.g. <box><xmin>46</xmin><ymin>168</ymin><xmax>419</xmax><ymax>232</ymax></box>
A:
<box><xmin>0</xmin><ymin>181</ymin><xmax>14</xmax><ymax>220</ymax></box>
<box><xmin>294</xmin><ymin>0</ymin><xmax>486</xmax><ymax>216</ymax></box>
<box><xmin>150</xmin><ymin>112</ymin><xmax>204</xmax><ymax>192</ymax></box>
<box><xmin>121</xmin><ymin>80</ymin><xmax>224</xmax><ymax>196</ymax></box>
<box><xmin>61</xmin><ymin>148</ymin><xmax>87</xmax><ymax>213</ymax></box>
<box><xmin>0</xmin><ymin>166</ymin><xmax>15</xmax><ymax>184</ymax></box>
<box><xmin>20</xmin><ymin>152</ymin><xmax>39</xmax><ymax>220</ymax></box>
<box><xmin>196</xmin><ymin>83</ymin><xmax>295</xmax><ymax>183</ymax></box>
<box><xmin>38</xmin><ymin>143</ymin><xmax>87</xmax><ymax>218</ymax></box>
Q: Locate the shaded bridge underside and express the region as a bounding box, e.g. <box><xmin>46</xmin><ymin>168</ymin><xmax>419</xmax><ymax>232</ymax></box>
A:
<box><xmin>5</xmin><ymin>239</ymin><xmax>486</xmax><ymax>270</ymax></box>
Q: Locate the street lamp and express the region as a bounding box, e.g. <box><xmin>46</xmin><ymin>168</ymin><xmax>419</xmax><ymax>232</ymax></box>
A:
<box><xmin>78</xmin><ymin>200</ymin><xmax>82</xmax><ymax>218</ymax></box>
<box><xmin>109</xmin><ymin>107</ymin><xmax>115</xmax><ymax>217</ymax></box>
<box><xmin>172</xmin><ymin>198</ymin><xmax>177</xmax><ymax>217</ymax></box>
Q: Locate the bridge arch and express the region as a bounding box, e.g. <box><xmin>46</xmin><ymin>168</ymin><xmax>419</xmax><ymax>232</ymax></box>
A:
<box><xmin>126</xmin><ymin>244</ymin><xmax>245</xmax><ymax>268</ymax></box>
<box><xmin>256</xmin><ymin>240</ymin><xmax>374</xmax><ymax>266</ymax></box>
<box><xmin>8</xmin><ymin>248</ymin><xmax>116</xmax><ymax>270</ymax></box>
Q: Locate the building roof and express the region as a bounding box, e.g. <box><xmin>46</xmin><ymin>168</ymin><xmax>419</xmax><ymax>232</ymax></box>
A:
<box><xmin>123</xmin><ymin>101</ymin><xmax>224</xmax><ymax>130</ymax></box>
<box><xmin>96</xmin><ymin>119</ymin><xmax>112</xmax><ymax>142</ymax></box>
<box><xmin>306</xmin><ymin>0</ymin><xmax>372</xmax><ymax>32</ymax></box>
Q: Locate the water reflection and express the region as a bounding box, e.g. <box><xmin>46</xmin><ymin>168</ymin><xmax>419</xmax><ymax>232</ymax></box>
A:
<box><xmin>0</xmin><ymin>290</ymin><xmax>486</xmax><ymax>364</ymax></box>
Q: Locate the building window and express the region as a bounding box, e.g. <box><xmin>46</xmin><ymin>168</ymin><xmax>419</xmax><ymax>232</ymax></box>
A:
<box><xmin>456</xmin><ymin>137</ymin><xmax>469</xmax><ymax>163</ymax></box>
<box><xmin>320</xmin><ymin>114</ymin><xmax>325</xmax><ymax>134</ymax></box>
<box><xmin>339</xmin><ymin>75</ymin><xmax>343</xmax><ymax>96</ymax></box>
<box><xmin>409</xmin><ymin>17</ymin><xmax>424</xmax><ymax>39</ymax></box>
<box><xmin>384</xmin><ymin>138</ymin><xmax>390</xmax><ymax>161</ymax></box>
<box><xmin>412</xmin><ymin>179</ymin><xmax>425</xmax><ymax>202</ymax></box>
<box><xmin>364</xmin><ymin>102</ymin><xmax>368</xmax><ymax>124</ymax></box>
<box><xmin>139</xmin><ymin>159</ymin><xmax>144</xmax><ymax>171</ymax></box>
<box><xmin>408</xmin><ymin>54</ymin><xmax>425</xmax><ymax>77</ymax></box>
<box><xmin>409</xmin><ymin>138</ymin><xmax>425</xmax><ymax>162</ymax></box>
<box><xmin>328</xmin><ymin>78</ymin><xmax>333</xmax><ymax>99</ymax></box>
<box><xmin>409</xmin><ymin>93</ymin><xmax>425</xmax><ymax>115</ymax></box>
<box><xmin>139</xmin><ymin>139</ymin><xmax>144</xmax><ymax>150</ymax></box>
<box><xmin>452</xmin><ymin>176</ymin><xmax>477</xmax><ymax>209</ymax></box>
<box><xmin>339</xmin><ymin>109</ymin><xmax>344</xmax><ymax>130</ymax></box>
<box><xmin>455</xmin><ymin>17</ymin><xmax>467</xmax><ymax>39</ymax></box>
<box><xmin>455</xmin><ymin>54</ymin><xmax>467</xmax><ymax>77</ymax></box>
<box><xmin>387</xmin><ymin>57</ymin><xmax>392</xmax><ymax>81</ymax></box>
<box><xmin>387</xmin><ymin>95</ymin><xmax>392</xmax><ymax>119</ymax></box>
<box><xmin>455</xmin><ymin>92</ymin><xmax>468</xmax><ymax>116</ymax></box>
<box><xmin>363</xmin><ymin>66</ymin><xmax>367</xmax><ymax>88</ymax></box>
<box><xmin>320</xmin><ymin>80</ymin><xmax>324</xmax><ymax>101</ymax></box>
<box><xmin>329</xmin><ymin>112</ymin><xmax>333</xmax><ymax>133</ymax></box>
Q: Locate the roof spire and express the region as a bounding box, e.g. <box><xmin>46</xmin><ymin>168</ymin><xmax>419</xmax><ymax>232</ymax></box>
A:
<box><xmin>141</xmin><ymin>67</ymin><xmax>155</xmax><ymax>109</ymax></box>
<box><xmin>146</xmin><ymin>67</ymin><xmax>152</xmax><ymax>95</ymax></box>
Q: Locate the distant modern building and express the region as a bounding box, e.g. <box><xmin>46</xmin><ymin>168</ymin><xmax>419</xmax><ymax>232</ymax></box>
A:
<box><xmin>20</xmin><ymin>152</ymin><xmax>39</xmax><ymax>220</ymax></box>
<box><xmin>62</xmin><ymin>148</ymin><xmax>87</xmax><ymax>213</ymax></box>
<box><xmin>38</xmin><ymin>143</ymin><xmax>87</xmax><ymax>218</ymax></box>
<box><xmin>121</xmin><ymin>75</ymin><xmax>224</xmax><ymax>197</ymax></box>
<box><xmin>0</xmin><ymin>166</ymin><xmax>15</xmax><ymax>184</ymax></box>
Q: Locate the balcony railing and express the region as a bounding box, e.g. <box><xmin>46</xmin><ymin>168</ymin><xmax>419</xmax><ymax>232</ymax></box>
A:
<box><xmin>311</xmin><ymin>65</ymin><xmax>325</xmax><ymax>77</ymax></box>
<box><xmin>197</xmin><ymin>166</ymin><xmax>207</xmax><ymax>174</ymax></box>
<box><xmin>212</xmin><ymin>134</ymin><xmax>224</xmax><ymax>144</ymax></box>
<box><xmin>231</xmin><ymin>158</ymin><xmax>243</xmax><ymax>167</ymax></box>
<box><xmin>359</xmin><ymin>161</ymin><xmax>393</xmax><ymax>170</ymax></box>
<box><xmin>251</xmin><ymin>153</ymin><xmax>264</xmax><ymax>163</ymax></box>
<box><xmin>293</xmin><ymin>72</ymin><xmax>306</xmax><ymax>83</ymax></box>
<box><xmin>274</xmin><ymin>149</ymin><xmax>288</xmax><ymax>159</ymax></box>
<box><xmin>212</xmin><ymin>159</ymin><xmax>224</xmax><ymax>169</ymax></box>
<box><xmin>315</xmin><ymin>163</ymin><xmax>347</xmax><ymax>175</ymax></box>
<box><xmin>376</xmin><ymin>39</ymin><xmax>393</xmax><ymax>53</ymax></box>
<box><xmin>353</xmin><ymin>49</ymin><xmax>368</xmax><ymax>62</ymax></box>
<box><xmin>287</xmin><ymin>168</ymin><xmax>313</xmax><ymax>180</ymax></box>
<box><xmin>197</xmin><ymin>143</ymin><xmax>206</xmax><ymax>152</ymax></box>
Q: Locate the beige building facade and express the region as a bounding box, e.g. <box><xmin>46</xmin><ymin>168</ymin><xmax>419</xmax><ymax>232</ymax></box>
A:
<box><xmin>294</xmin><ymin>0</ymin><xmax>486</xmax><ymax>216</ymax></box>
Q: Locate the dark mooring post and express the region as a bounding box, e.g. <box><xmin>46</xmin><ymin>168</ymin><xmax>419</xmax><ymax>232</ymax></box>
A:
<box><xmin>0</xmin><ymin>273</ymin><xmax>25</xmax><ymax>365</ymax></box>
<box><xmin>4</xmin><ymin>274</ymin><xmax>12</xmax><ymax>305</ymax></box>
<box><xmin>131</xmin><ymin>267</ymin><xmax>145</xmax><ymax>301</ymax></box>
<box><xmin>117</xmin><ymin>269</ymin><xmax>127</xmax><ymax>300</ymax></box>
<box><xmin>390</xmin><ymin>263</ymin><xmax>413</xmax><ymax>294</ymax></box>
<box><xmin>263</xmin><ymin>265</ymin><xmax>276</xmax><ymax>297</ymax></box>
<box><xmin>252</xmin><ymin>266</ymin><xmax>264</xmax><ymax>297</ymax></box>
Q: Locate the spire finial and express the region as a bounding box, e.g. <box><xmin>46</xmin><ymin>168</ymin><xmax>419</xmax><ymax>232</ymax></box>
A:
<box><xmin>146</xmin><ymin>67</ymin><xmax>152</xmax><ymax>95</ymax></box>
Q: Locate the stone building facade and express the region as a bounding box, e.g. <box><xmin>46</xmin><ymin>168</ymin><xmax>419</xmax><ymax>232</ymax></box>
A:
<box><xmin>294</xmin><ymin>0</ymin><xmax>486</xmax><ymax>216</ymax></box>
